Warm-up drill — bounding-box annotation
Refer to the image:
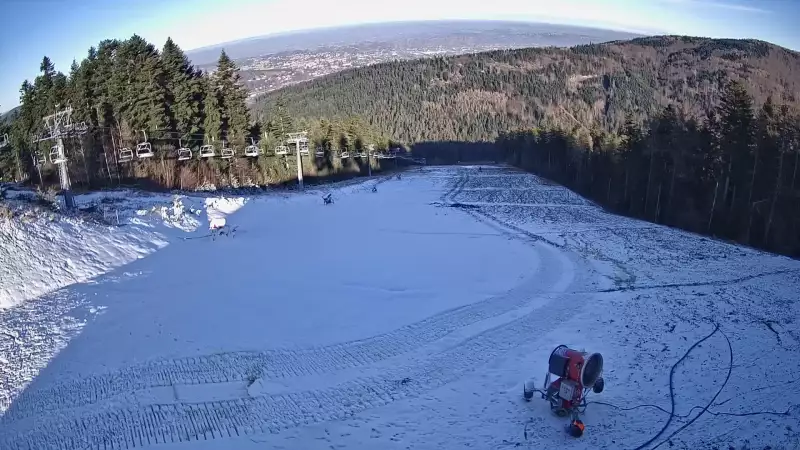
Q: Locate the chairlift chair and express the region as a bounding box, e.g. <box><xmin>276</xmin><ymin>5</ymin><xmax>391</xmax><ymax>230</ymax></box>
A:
<box><xmin>299</xmin><ymin>141</ymin><xmax>310</xmax><ymax>156</ymax></box>
<box><xmin>315</xmin><ymin>147</ymin><xmax>325</xmax><ymax>158</ymax></box>
<box><xmin>119</xmin><ymin>147</ymin><xmax>134</xmax><ymax>163</ymax></box>
<box><xmin>136</xmin><ymin>142</ymin><xmax>154</xmax><ymax>158</ymax></box>
<box><xmin>177</xmin><ymin>139</ymin><xmax>192</xmax><ymax>161</ymax></box>
<box><xmin>0</xmin><ymin>134</ymin><xmax>8</xmax><ymax>148</ymax></box>
<box><xmin>244</xmin><ymin>138</ymin><xmax>260</xmax><ymax>157</ymax></box>
<box><xmin>135</xmin><ymin>130</ymin><xmax>154</xmax><ymax>158</ymax></box>
<box><xmin>340</xmin><ymin>150</ymin><xmax>350</xmax><ymax>159</ymax></box>
<box><xmin>33</xmin><ymin>152</ymin><xmax>46</xmax><ymax>166</ymax></box>
<box><xmin>199</xmin><ymin>144</ymin><xmax>216</xmax><ymax>158</ymax></box>
<box><xmin>275</xmin><ymin>145</ymin><xmax>289</xmax><ymax>156</ymax></box>
<box><xmin>50</xmin><ymin>145</ymin><xmax>66</xmax><ymax>164</ymax></box>
<box><xmin>220</xmin><ymin>141</ymin><xmax>234</xmax><ymax>159</ymax></box>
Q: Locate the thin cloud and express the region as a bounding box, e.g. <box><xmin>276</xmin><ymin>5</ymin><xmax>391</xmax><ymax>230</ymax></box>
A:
<box><xmin>661</xmin><ymin>0</ymin><xmax>771</xmax><ymax>13</ymax></box>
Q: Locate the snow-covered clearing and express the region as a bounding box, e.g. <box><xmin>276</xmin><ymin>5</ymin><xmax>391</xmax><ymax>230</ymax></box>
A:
<box><xmin>1</xmin><ymin>166</ymin><xmax>799</xmax><ymax>450</ymax></box>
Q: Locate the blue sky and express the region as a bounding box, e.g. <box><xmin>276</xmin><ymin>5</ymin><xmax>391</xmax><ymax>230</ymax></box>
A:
<box><xmin>1</xmin><ymin>0</ymin><xmax>798</xmax><ymax>112</ymax></box>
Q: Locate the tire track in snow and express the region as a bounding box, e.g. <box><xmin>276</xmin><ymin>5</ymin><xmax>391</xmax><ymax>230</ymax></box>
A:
<box><xmin>1</xmin><ymin>171</ymin><xmax>562</xmax><ymax>422</ymax></box>
<box><xmin>3</xmin><ymin>271</ymin><xmax>555</xmax><ymax>422</ymax></box>
<box><xmin>2</xmin><ymin>285</ymin><xmax>588</xmax><ymax>450</ymax></box>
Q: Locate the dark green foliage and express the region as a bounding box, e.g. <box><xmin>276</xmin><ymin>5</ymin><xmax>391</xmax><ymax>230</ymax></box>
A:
<box><xmin>498</xmin><ymin>87</ymin><xmax>800</xmax><ymax>257</ymax></box>
<box><xmin>162</xmin><ymin>37</ymin><xmax>205</xmax><ymax>142</ymax></box>
<box><xmin>255</xmin><ymin>36</ymin><xmax>800</xmax><ymax>143</ymax></box>
<box><xmin>1</xmin><ymin>35</ymin><xmax>395</xmax><ymax>189</ymax></box>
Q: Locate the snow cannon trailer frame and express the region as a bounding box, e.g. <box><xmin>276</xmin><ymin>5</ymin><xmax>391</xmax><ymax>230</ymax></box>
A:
<box><xmin>523</xmin><ymin>345</ymin><xmax>605</xmax><ymax>438</ymax></box>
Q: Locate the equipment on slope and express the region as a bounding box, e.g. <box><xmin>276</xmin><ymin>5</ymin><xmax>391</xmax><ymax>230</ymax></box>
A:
<box><xmin>322</xmin><ymin>193</ymin><xmax>333</xmax><ymax>205</ymax></box>
<box><xmin>523</xmin><ymin>345</ymin><xmax>605</xmax><ymax>438</ymax></box>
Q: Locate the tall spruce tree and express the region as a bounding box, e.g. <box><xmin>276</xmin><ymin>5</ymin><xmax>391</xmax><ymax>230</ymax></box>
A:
<box><xmin>214</xmin><ymin>50</ymin><xmax>250</xmax><ymax>144</ymax></box>
<box><xmin>162</xmin><ymin>37</ymin><xmax>204</xmax><ymax>141</ymax></box>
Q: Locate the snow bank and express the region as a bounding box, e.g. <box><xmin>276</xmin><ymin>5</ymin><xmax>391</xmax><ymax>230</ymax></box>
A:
<box><xmin>0</xmin><ymin>191</ymin><xmax>241</xmax><ymax>309</ymax></box>
<box><xmin>205</xmin><ymin>196</ymin><xmax>246</xmax><ymax>230</ymax></box>
<box><xmin>0</xmin><ymin>213</ymin><xmax>167</xmax><ymax>310</ymax></box>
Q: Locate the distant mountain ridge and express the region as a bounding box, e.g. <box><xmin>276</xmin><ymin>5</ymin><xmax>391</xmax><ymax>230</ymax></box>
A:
<box><xmin>186</xmin><ymin>20</ymin><xmax>643</xmax><ymax>65</ymax></box>
<box><xmin>254</xmin><ymin>35</ymin><xmax>800</xmax><ymax>143</ymax></box>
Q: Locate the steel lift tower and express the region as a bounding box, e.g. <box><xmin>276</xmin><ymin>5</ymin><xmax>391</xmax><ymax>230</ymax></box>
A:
<box><xmin>286</xmin><ymin>132</ymin><xmax>309</xmax><ymax>190</ymax></box>
<box><xmin>33</xmin><ymin>106</ymin><xmax>87</xmax><ymax>209</ymax></box>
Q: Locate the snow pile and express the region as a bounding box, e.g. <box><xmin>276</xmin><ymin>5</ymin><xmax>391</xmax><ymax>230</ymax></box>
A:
<box><xmin>132</xmin><ymin>195</ymin><xmax>203</xmax><ymax>232</ymax></box>
<box><xmin>0</xmin><ymin>211</ymin><xmax>167</xmax><ymax>310</ymax></box>
<box><xmin>205</xmin><ymin>196</ymin><xmax>246</xmax><ymax>230</ymax></box>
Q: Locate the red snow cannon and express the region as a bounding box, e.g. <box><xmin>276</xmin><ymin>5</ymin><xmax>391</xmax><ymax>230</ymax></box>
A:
<box><xmin>523</xmin><ymin>345</ymin><xmax>604</xmax><ymax>437</ymax></box>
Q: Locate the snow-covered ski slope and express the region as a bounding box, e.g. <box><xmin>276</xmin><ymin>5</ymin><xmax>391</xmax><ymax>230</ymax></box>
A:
<box><xmin>1</xmin><ymin>166</ymin><xmax>799</xmax><ymax>450</ymax></box>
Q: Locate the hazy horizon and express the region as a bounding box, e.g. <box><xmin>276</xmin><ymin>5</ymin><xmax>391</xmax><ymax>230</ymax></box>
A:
<box><xmin>1</xmin><ymin>0</ymin><xmax>799</xmax><ymax>111</ymax></box>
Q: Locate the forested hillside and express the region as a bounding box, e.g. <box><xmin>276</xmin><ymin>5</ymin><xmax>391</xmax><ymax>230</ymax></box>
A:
<box><xmin>254</xmin><ymin>36</ymin><xmax>800</xmax><ymax>256</ymax></box>
<box><xmin>0</xmin><ymin>36</ymin><xmax>393</xmax><ymax>189</ymax></box>
<box><xmin>256</xmin><ymin>36</ymin><xmax>800</xmax><ymax>141</ymax></box>
<box><xmin>2</xmin><ymin>33</ymin><xmax>799</xmax><ymax>256</ymax></box>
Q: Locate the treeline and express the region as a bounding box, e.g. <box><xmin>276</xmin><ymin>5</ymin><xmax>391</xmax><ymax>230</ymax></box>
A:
<box><xmin>497</xmin><ymin>81</ymin><xmax>800</xmax><ymax>256</ymax></box>
<box><xmin>0</xmin><ymin>36</ymin><xmax>395</xmax><ymax>189</ymax></box>
<box><xmin>255</xmin><ymin>36</ymin><xmax>800</xmax><ymax>143</ymax></box>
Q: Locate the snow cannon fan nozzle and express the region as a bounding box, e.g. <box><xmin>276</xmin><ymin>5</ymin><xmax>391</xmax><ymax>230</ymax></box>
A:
<box><xmin>581</xmin><ymin>352</ymin><xmax>603</xmax><ymax>389</ymax></box>
<box><xmin>524</xmin><ymin>345</ymin><xmax>605</xmax><ymax>438</ymax></box>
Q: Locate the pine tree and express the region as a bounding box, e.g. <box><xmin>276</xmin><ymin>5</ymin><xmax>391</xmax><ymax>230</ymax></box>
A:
<box><xmin>162</xmin><ymin>37</ymin><xmax>204</xmax><ymax>141</ymax></box>
<box><xmin>715</xmin><ymin>80</ymin><xmax>756</xmax><ymax>237</ymax></box>
<box><xmin>214</xmin><ymin>50</ymin><xmax>250</xmax><ymax>144</ymax></box>
<box><xmin>203</xmin><ymin>74</ymin><xmax>222</xmax><ymax>143</ymax></box>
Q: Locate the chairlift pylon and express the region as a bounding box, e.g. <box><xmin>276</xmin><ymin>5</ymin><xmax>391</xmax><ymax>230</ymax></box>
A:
<box><xmin>50</xmin><ymin>144</ymin><xmax>66</xmax><ymax>164</ymax></box>
<box><xmin>136</xmin><ymin>130</ymin><xmax>154</xmax><ymax>158</ymax></box>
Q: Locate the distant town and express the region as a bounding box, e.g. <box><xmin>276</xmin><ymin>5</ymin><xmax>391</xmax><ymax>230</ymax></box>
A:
<box><xmin>200</xmin><ymin>43</ymin><xmax>535</xmax><ymax>104</ymax></box>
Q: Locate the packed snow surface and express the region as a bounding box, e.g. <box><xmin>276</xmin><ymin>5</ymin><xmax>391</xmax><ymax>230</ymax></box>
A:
<box><xmin>1</xmin><ymin>166</ymin><xmax>799</xmax><ymax>450</ymax></box>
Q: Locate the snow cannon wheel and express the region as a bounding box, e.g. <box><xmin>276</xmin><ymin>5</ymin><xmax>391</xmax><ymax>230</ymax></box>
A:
<box><xmin>581</xmin><ymin>353</ymin><xmax>603</xmax><ymax>388</ymax></box>
<box><xmin>523</xmin><ymin>379</ymin><xmax>536</xmax><ymax>401</ymax></box>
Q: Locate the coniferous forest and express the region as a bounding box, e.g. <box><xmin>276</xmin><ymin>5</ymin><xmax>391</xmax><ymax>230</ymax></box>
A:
<box><xmin>0</xmin><ymin>36</ymin><xmax>394</xmax><ymax>191</ymax></box>
<box><xmin>1</xmin><ymin>34</ymin><xmax>800</xmax><ymax>255</ymax></box>
<box><xmin>255</xmin><ymin>36</ymin><xmax>800</xmax><ymax>256</ymax></box>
